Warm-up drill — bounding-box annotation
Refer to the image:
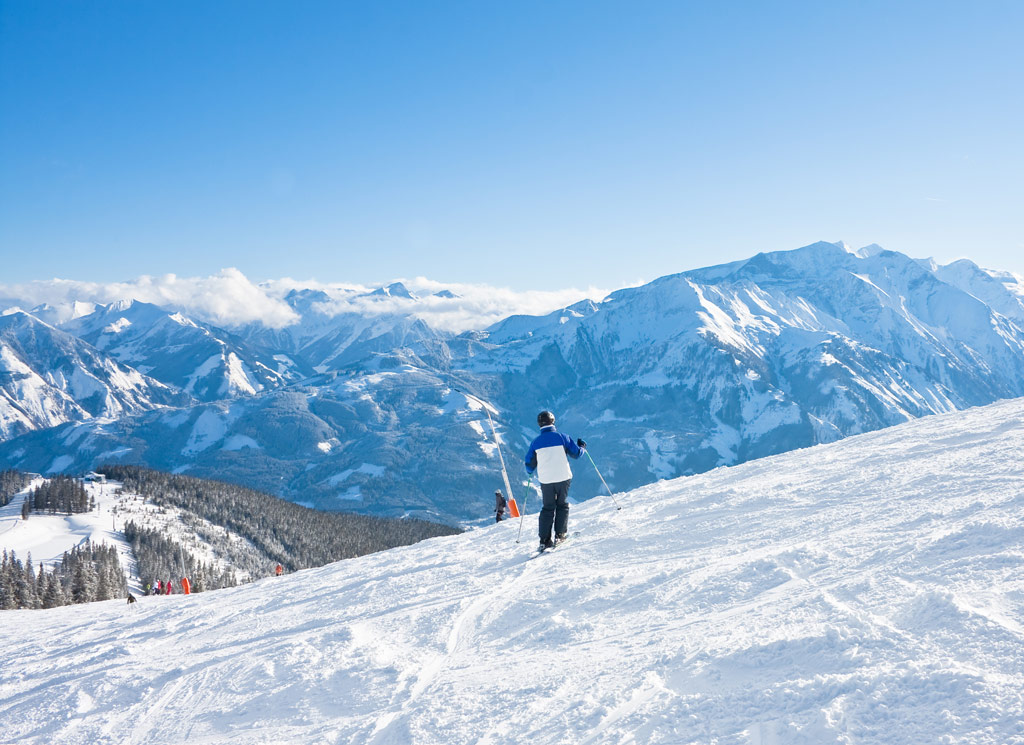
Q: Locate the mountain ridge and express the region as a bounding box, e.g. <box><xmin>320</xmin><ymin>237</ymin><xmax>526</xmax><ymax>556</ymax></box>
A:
<box><xmin>0</xmin><ymin>310</ymin><xmax>190</xmax><ymax>442</ymax></box>
<box><xmin>3</xmin><ymin>242</ymin><xmax>1024</xmax><ymax>524</ymax></box>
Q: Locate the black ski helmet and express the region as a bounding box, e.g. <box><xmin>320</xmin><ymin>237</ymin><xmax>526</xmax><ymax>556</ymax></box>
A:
<box><xmin>537</xmin><ymin>410</ymin><xmax>555</xmax><ymax>427</ymax></box>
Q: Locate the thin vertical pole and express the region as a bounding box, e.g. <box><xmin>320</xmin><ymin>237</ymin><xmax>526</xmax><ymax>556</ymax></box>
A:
<box><xmin>516</xmin><ymin>474</ymin><xmax>533</xmax><ymax>544</ymax></box>
<box><xmin>480</xmin><ymin>400</ymin><xmax>516</xmax><ymax>509</ymax></box>
<box><xmin>586</xmin><ymin>451</ymin><xmax>622</xmax><ymax>510</ymax></box>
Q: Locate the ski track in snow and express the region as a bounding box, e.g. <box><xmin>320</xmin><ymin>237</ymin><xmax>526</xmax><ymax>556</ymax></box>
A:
<box><xmin>3</xmin><ymin>399</ymin><xmax>1024</xmax><ymax>743</ymax></box>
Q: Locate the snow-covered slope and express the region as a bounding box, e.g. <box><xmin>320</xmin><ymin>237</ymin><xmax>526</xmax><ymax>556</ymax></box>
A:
<box><xmin>62</xmin><ymin>300</ymin><xmax>305</xmax><ymax>401</ymax></box>
<box><xmin>932</xmin><ymin>258</ymin><xmax>1024</xmax><ymax>325</ymax></box>
<box><xmin>469</xmin><ymin>241</ymin><xmax>1024</xmax><ymax>491</ymax></box>
<box><xmin>0</xmin><ymin>310</ymin><xmax>188</xmax><ymax>441</ymax></box>
<box><xmin>0</xmin><ymin>478</ymin><xmax>140</xmax><ymax>585</ymax></box>
<box><xmin>2</xmin><ymin>397</ymin><xmax>1022</xmax><ymax>745</ymax></box>
<box><xmin>0</xmin><ymin>368</ymin><xmax>505</xmax><ymax>521</ymax></box>
<box><xmin>0</xmin><ymin>477</ymin><xmax>249</xmax><ymax>588</ymax></box>
<box><xmin>239</xmin><ymin>283</ymin><xmax>451</xmax><ymax>371</ymax></box>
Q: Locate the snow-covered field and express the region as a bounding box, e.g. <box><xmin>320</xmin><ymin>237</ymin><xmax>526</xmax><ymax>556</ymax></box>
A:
<box><xmin>0</xmin><ymin>479</ymin><xmax>141</xmax><ymax>584</ymax></box>
<box><xmin>0</xmin><ymin>478</ymin><xmax>254</xmax><ymax>590</ymax></box>
<box><xmin>2</xmin><ymin>398</ymin><xmax>1024</xmax><ymax>744</ymax></box>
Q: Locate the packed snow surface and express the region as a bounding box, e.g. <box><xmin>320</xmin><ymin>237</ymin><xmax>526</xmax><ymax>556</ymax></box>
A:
<box><xmin>3</xmin><ymin>398</ymin><xmax>1024</xmax><ymax>744</ymax></box>
<box><xmin>0</xmin><ymin>479</ymin><xmax>134</xmax><ymax>571</ymax></box>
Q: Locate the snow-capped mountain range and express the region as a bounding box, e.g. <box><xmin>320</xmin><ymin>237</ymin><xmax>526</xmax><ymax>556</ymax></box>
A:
<box><xmin>62</xmin><ymin>300</ymin><xmax>308</xmax><ymax>400</ymax></box>
<box><xmin>0</xmin><ymin>310</ymin><xmax>188</xmax><ymax>441</ymax></box>
<box><xmin>3</xmin><ymin>395</ymin><xmax>1023</xmax><ymax>744</ymax></box>
<box><xmin>2</xmin><ymin>241</ymin><xmax>1024</xmax><ymax>524</ymax></box>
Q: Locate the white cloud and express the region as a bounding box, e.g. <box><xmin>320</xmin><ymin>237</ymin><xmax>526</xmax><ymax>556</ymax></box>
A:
<box><xmin>290</xmin><ymin>277</ymin><xmax>618</xmax><ymax>333</ymax></box>
<box><xmin>0</xmin><ymin>269</ymin><xmax>300</xmax><ymax>329</ymax></box>
<box><xmin>0</xmin><ymin>270</ymin><xmax>636</xmax><ymax>333</ymax></box>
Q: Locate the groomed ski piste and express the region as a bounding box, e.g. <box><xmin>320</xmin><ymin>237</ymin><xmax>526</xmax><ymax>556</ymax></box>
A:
<box><xmin>0</xmin><ymin>477</ymin><xmax>142</xmax><ymax>586</ymax></box>
<box><xmin>2</xmin><ymin>399</ymin><xmax>1024</xmax><ymax>745</ymax></box>
<box><xmin>0</xmin><ymin>477</ymin><xmax>251</xmax><ymax>590</ymax></box>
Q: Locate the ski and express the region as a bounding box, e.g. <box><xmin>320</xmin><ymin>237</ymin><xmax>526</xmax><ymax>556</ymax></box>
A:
<box><xmin>528</xmin><ymin>531</ymin><xmax>580</xmax><ymax>559</ymax></box>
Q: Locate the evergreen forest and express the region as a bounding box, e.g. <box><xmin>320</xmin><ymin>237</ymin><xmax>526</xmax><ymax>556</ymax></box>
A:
<box><xmin>1</xmin><ymin>466</ymin><xmax>461</xmax><ymax>611</ymax></box>
<box><xmin>0</xmin><ymin>469</ymin><xmax>31</xmax><ymax>507</ymax></box>
<box><xmin>0</xmin><ymin>543</ymin><xmax>128</xmax><ymax>610</ymax></box>
<box><xmin>102</xmin><ymin>465</ymin><xmax>461</xmax><ymax>578</ymax></box>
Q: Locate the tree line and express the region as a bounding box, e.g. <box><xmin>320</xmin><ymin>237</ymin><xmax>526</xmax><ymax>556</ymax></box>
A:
<box><xmin>0</xmin><ymin>469</ymin><xmax>31</xmax><ymax>508</ymax></box>
<box><xmin>0</xmin><ymin>466</ymin><xmax>463</xmax><ymax>611</ymax></box>
<box><xmin>100</xmin><ymin>465</ymin><xmax>462</xmax><ymax>576</ymax></box>
<box><xmin>0</xmin><ymin>543</ymin><xmax>127</xmax><ymax>610</ymax></box>
<box><xmin>123</xmin><ymin>521</ymin><xmax>238</xmax><ymax>592</ymax></box>
<box><xmin>25</xmin><ymin>475</ymin><xmax>94</xmax><ymax>515</ymax></box>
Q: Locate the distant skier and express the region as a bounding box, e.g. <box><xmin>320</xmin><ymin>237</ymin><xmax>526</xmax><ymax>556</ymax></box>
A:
<box><xmin>165</xmin><ymin>580</ymin><xmax>173</xmax><ymax>595</ymax></box>
<box><xmin>275</xmin><ymin>564</ymin><xmax>283</xmax><ymax>576</ymax></box>
<box><xmin>155</xmin><ymin>580</ymin><xmax>163</xmax><ymax>595</ymax></box>
<box><xmin>525</xmin><ymin>410</ymin><xmax>586</xmax><ymax>551</ymax></box>
<box><xmin>494</xmin><ymin>490</ymin><xmax>508</xmax><ymax>522</ymax></box>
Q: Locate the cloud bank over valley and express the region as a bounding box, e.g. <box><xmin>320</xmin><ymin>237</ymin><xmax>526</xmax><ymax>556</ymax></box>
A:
<box><xmin>0</xmin><ymin>271</ymin><xmax>618</xmax><ymax>333</ymax></box>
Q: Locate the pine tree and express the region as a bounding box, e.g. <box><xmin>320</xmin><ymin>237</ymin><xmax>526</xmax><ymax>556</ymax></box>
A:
<box><xmin>42</xmin><ymin>571</ymin><xmax>64</xmax><ymax>608</ymax></box>
<box><xmin>95</xmin><ymin>560</ymin><xmax>112</xmax><ymax>602</ymax></box>
<box><xmin>35</xmin><ymin>563</ymin><xmax>46</xmax><ymax>601</ymax></box>
<box><xmin>19</xmin><ymin>555</ymin><xmax>38</xmax><ymax>609</ymax></box>
<box><xmin>70</xmin><ymin>560</ymin><xmax>95</xmax><ymax>604</ymax></box>
<box><xmin>0</xmin><ymin>551</ymin><xmax>13</xmax><ymax>610</ymax></box>
<box><xmin>3</xmin><ymin>551</ymin><xmax>23</xmax><ymax>610</ymax></box>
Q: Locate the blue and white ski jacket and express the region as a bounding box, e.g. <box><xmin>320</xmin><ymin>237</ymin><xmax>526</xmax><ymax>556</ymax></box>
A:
<box><xmin>525</xmin><ymin>425</ymin><xmax>584</xmax><ymax>484</ymax></box>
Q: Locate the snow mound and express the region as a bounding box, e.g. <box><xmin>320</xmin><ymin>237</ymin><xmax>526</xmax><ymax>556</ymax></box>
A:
<box><xmin>3</xmin><ymin>398</ymin><xmax>1024</xmax><ymax>744</ymax></box>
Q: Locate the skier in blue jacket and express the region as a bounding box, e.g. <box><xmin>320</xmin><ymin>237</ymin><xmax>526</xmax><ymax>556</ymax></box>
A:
<box><xmin>525</xmin><ymin>410</ymin><xmax>586</xmax><ymax>550</ymax></box>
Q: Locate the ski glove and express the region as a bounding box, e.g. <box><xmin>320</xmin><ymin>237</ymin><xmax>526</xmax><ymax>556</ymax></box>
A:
<box><xmin>576</xmin><ymin>438</ymin><xmax>586</xmax><ymax>449</ymax></box>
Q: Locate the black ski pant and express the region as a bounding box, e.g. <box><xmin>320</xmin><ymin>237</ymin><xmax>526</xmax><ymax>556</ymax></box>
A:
<box><xmin>539</xmin><ymin>479</ymin><xmax>571</xmax><ymax>542</ymax></box>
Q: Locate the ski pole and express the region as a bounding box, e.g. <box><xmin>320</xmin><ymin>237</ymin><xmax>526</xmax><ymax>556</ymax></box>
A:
<box><xmin>516</xmin><ymin>474</ymin><xmax>533</xmax><ymax>543</ymax></box>
<box><xmin>586</xmin><ymin>450</ymin><xmax>621</xmax><ymax>510</ymax></box>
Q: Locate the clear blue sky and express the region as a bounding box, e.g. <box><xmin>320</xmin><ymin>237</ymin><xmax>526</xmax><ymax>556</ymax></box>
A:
<box><xmin>2</xmin><ymin>1</ymin><xmax>1022</xmax><ymax>289</ymax></box>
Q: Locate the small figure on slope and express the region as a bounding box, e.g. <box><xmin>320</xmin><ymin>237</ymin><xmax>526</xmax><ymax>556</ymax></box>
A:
<box><xmin>494</xmin><ymin>490</ymin><xmax>508</xmax><ymax>522</ymax></box>
<box><xmin>524</xmin><ymin>410</ymin><xmax>586</xmax><ymax>551</ymax></box>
